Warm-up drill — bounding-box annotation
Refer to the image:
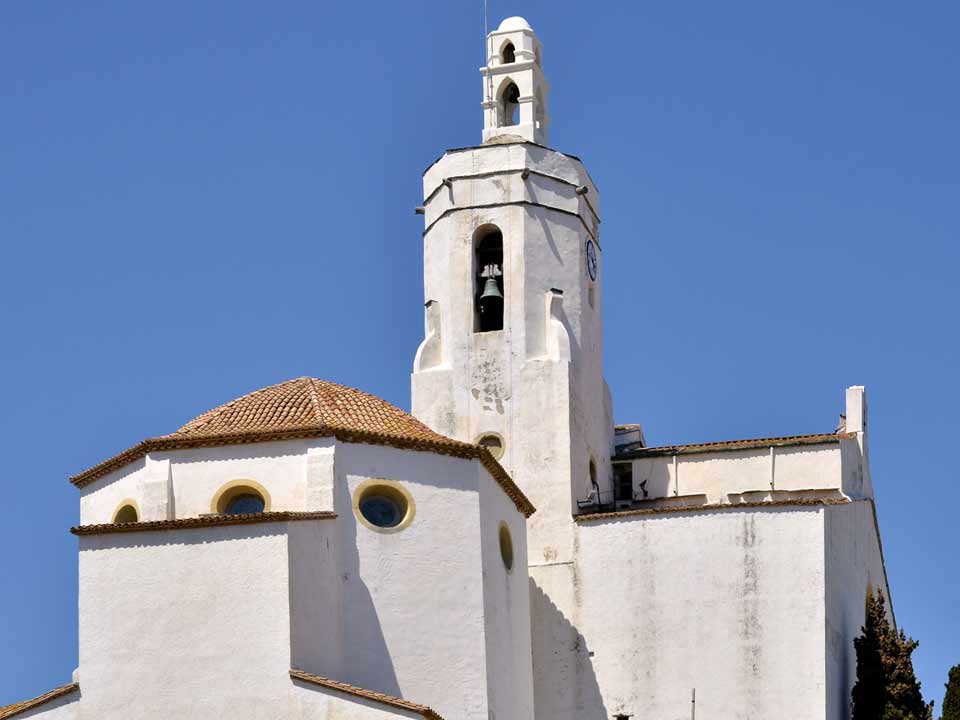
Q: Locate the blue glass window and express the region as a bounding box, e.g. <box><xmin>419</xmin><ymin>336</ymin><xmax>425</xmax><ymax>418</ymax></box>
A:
<box><xmin>224</xmin><ymin>493</ymin><xmax>265</xmax><ymax>515</ymax></box>
<box><xmin>359</xmin><ymin>494</ymin><xmax>403</xmax><ymax>528</ymax></box>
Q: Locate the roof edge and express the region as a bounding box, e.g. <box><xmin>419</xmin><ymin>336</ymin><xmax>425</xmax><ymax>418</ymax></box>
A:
<box><xmin>290</xmin><ymin>669</ymin><xmax>445</xmax><ymax>720</ymax></box>
<box><xmin>71</xmin><ymin>511</ymin><xmax>337</xmax><ymax>536</ymax></box>
<box><xmin>71</xmin><ymin>429</ymin><xmax>535</xmax><ymax>519</ymax></box>
<box><xmin>615</xmin><ymin>432</ymin><xmax>855</xmax><ymax>459</ymax></box>
<box><xmin>575</xmin><ymin>496</ymin><xmax>851</xmax><ymax>523</ymax></box>
<box><xmin>0</xmin><ymin>683</ymin><xmax>79</xmax><ymax>719</ymax></box>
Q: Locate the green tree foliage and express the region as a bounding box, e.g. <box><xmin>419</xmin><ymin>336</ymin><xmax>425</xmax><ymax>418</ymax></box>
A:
<box><xmin>941</xmin><ymin>665</ymin><xmax>960</xmax><ymax>720</ymax></box>
<box><xmin>851</xmin><ymin>588</ymin><xmax>931</xmax><ymax>720</ymax></box>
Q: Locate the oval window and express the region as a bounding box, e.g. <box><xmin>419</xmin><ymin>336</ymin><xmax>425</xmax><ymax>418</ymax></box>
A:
<box><xmin>499</xmin><ymin>522</ymin><xmax>514</xmax><ymax>571</ymax></box>
<box><xmin>353</xmin><ymin>480</ymin><xmax>415</xmax><ymax>533</ymax></box>
<box><xmin>477</xmin><ymin>433</ymin><xmax>505</xmax><ymax>460</ymax></box>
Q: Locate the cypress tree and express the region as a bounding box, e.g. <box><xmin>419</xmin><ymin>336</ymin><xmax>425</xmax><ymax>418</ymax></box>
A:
<box><xmin>852</xmin><ymin>588</ymin><xmax>888</xmax><ymax>719</ymax></box>
<box><xmin>942</xmin><ymin>665</ymin><xmax>960</xmax><ymax>720</ymax></box>
<box><xmin>851</xmin><ymin>588</ymin><xmax>931</xmax><ymax>720</ymax></box>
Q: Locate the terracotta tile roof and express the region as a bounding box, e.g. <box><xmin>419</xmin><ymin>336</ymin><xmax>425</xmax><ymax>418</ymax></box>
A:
<box><xmin>69</xmin><ymin>377</ymin><xmax>535</xmax><ymax>518</ymax></box>
<box><xmin>575</xmin><ymin>496</ymin><xmax>851</xmax><ymax>522</ymax></box>
<box><xmin>615</xmin><ymin>431</ymin><xmax>856</xmax><ymax>459</ymax></box>
<box><xmin>290</xmin><ymin>669</ymin><xmax>445</xmax><ymax>719</ymax></box>
<box><xmin>71</xmin><ymin>511</ymin><xmax>337</xmax><ymax>536</ymax></box>
<box><xmin>0</xmin><ymin>683</ymin><xmax>78</xmax><ymax>719</ymax></box>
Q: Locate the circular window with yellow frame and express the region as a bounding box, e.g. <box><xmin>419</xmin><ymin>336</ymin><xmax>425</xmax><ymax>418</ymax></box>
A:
<box><xmin>352</xmin><ymin>479</ymin><xmax>416</xmax><ymax>533</ymax></box>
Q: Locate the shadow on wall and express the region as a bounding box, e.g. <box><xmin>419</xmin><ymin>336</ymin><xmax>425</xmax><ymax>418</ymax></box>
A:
<box><xmin>335</xmin><ymin>483</ymin><xmax>402</xmax><ymax>697</ymax></box>
<box><xmin>529</xmin><ymin>578</ymin><xmax>607</xmax><ymax>720</ymax></box>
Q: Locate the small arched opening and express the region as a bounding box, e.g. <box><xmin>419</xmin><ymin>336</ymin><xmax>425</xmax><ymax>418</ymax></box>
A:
<box><xmin>588</xmin><ymin>458</ymin><xmax>600</xmax><ymax>503</ymax></box>
<box><xmin>113</xmin><ymin>502</ymin><xmax>139</xmax><ymax>524</ymax></box>
<box><xmin>474</xmin><ymin>226</ymin><xmax>504</xmax><ymax>332</ymax></box>
<box><xmin>499</xmin><ymin>81</ymin><xmax>520</xmax><ymax>127</ymax></box>
<box><xmin>212</xmin><ymin>480</ymin><xmax>271</xmax><ymax>516</ymax></box>
<box><xmin>501</xmin><ymin>42</ymin><xmax>516</xmax><ymax>64</ymax></box>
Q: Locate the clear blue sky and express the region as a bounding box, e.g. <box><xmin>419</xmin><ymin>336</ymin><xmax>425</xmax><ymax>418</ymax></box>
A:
<box><xmin>2</xmin><ymin>0</ymin><xmax>957</xmax><ymax>711</ymax></box>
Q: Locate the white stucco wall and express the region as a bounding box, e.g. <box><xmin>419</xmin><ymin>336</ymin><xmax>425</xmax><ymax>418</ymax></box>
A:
<box><xmin>562</xmin><ymin>506</ymin><xmax>829</xmax><ymax>720</ymax></box>
<box><xmin>625</xmin><ymin>443</ymin><xmax>847</xmax><ymax>505</ymax></box>
<box><xmin>334</xmin><ymin>442</ymin><xmax>491</xmax><ymax>720</ymax></box>
<box><xmin>79</xmin><ymin>438</ymin><xmax>336</xmax><ymax>525</ymax></box>
<box><xmin>824</xmin><ymin>500</ymin><xmax>889</xmax><ymax>720</ymax></box>
<box><xmin>413</xmin><ymin>142</ymin><xmax>611</xmax><ymax>570</ymax></box>
<box><xmin>78</xmin><ymin>518</ymin><xmax>334</xmax><ymax>719</ymax></box>
<box><xmin>478</xmin><ymin>462</ymin><xmax>535</xmax><ymax>720</ymax></box>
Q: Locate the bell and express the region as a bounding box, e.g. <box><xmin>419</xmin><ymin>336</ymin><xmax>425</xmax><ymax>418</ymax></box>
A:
<box><xmin>478</xmin><ymin>276</ymin><xmax>504</xmax><ymax>320</ymax></box>
<box><xmin>480</xmin><ymin>276</ymin><xmax>503</xmax><ymax>302</ymax></box>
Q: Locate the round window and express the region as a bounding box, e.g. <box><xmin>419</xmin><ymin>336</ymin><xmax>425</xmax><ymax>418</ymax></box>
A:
<box><xmin>499</xmin><ymin>522</ymin><xmax>514</xmax><ymax>571</ymax></box>
<box><xmin>353</xmin><ymin>481</ymin><xmax>415</xmax><ymax>533</ymax></box>
<box><xmin>477</xmin><ymin>433</ymin><xmax>505</xmax><ymax>460</ymax></box>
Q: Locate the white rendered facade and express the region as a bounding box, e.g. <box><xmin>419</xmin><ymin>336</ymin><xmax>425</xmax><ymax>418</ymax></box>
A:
<box><xmin>5</xmin><ymin>16</ymin><xmax>891</xmax><ymax>720</ymax></box>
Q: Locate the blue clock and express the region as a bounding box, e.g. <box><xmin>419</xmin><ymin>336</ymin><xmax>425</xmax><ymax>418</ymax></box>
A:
<box><xmin>585</xmin><ymin>239</ymin><xmax>598</xmax><ymax>281</ymax></box>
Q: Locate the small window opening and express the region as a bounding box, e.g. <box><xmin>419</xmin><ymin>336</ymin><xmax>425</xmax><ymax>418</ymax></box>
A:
<box><xmin>212</xmin><ymin>480</ymin><xmax>271</xmax><ymax>515</ymax></box>
<box><xmin>500</xmin><ymin>82</ymin><xmax>520</xmax><ymax>127</ymax></box>
<box><xmin>225</xmin><ymin>492</ymin><xmax>265</xmax><ymax>515</ymax></box>
<box><xmin>354</xmin><ymin>481</ymin><xmax>415</xmax><ymax>532</ymax></box>
<box><xmin>499</xmin><ymin>522</ymin><xmax>514</xmax><ymax>571</ymax></box>
<box><xmin>477</xmin><ymin>433</ymin><xmax>505</xmax><ymax>459</ymax></box>
<box><xmin>113</xmin><ymin>504</ymin><xmax>138</xmax><ymax>524</ymax></box>
<box><xmin>475</xmin><ymin>228</ymin><xmax>504</xmax><ymax>332</ymax></box>
<box><xmin>588</xmin><ymin>458</ymin><xmax>600</xmax><ymax>501</ymax></box>
<box><xmin>501</xmin><ymin>42</ymin><xmax>516</xmax><ymax>64</ymax></box>
<box><xmin>614</xmin><ymin>464</ymin><xmax>634</xmax><ymax>502</ymax></box>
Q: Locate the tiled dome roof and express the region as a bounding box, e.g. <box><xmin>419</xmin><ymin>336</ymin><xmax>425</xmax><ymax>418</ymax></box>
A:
<box><xmin>163</xmin><ymin>377</ymin><xmax>450</xmax><ymax>445</ymax></box>
<box><xmin>69</xmin><ymin>377</ymin><xmax>535</xmax><ymax>518</ymax></box>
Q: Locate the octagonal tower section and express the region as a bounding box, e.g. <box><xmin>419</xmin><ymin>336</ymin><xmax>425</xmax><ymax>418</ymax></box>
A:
<box><xmin>70</xmin><ymin>377</ymin><xmax>535</xmax><ymax>720</ymax></box>
<box><xmin>413</xmin><ymin>137</ymin><xmax>611</xmax><ymax>570</ymax></box>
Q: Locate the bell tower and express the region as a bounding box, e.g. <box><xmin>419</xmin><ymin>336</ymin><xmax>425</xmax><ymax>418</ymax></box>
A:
<box><xmin>411</xmin><ymin>17</ymin><xmax>612</xmax><ymax>566</ymax></box>
<box><xmin>481</xmin><ymin>16</ymin><xmax>550</xmax><ymax>145</ymax></box>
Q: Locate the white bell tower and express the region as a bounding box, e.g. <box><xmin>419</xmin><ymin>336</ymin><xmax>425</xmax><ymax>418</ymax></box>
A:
<box><xmin>411</xmin><ymin>17</ymin><xmax>612</xmax><ymax>567</ymax></box>
<box><xmin>481</xmin><ymin>16</ymin><xmax>550</xmax><ymax>145</ymax></box>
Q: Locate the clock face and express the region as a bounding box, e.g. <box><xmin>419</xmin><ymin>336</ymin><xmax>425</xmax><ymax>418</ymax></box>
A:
<box><xmin>585</xmin><ymin>239</ymin><xmax>598</xmax><ymax>282</ymax></box>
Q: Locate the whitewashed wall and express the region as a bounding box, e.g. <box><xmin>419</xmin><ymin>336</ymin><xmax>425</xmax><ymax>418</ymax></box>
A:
<box><xmin>413</xmin><ymin>142</ymin><xmax>611</xmax><ymax>570</ymax></box>
<box><xmin>626</xmin><ymin>442</ymin><xmax>848</xmax><ymax>505</ymax></box>
<box><xmin>335</xmin><ymin>442</ymin><xmax>491</xmax><ymax>720</ymax></box>
<box><xmin>79</xmin><ymin>438</ymin><xmax>337</xmax><ymax>525</ymax></box>
<box><xmin>570</xmin><ymin>506</ymin><xmax>829</xmax><ymax>720</ymax></box>
<box><xmin>478</xmin><ymin>461</ymin><xmax>536</xmax><ymax>720</ymax></box>
<box><xmin>78</xmin><ymin>519</ymin><xmax>335</xmax><ymax>719</ymax></box>
<box><xmin>824</xmin><ymin>500</ymin><xmax>889</xmax><ymax>720</ymax></box>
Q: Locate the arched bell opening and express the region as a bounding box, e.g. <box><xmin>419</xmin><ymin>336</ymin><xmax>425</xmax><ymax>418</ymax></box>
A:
<box><xmin>501</xmin><ymin>41</ymin><xmax>516</xmax><ymax>64</ymax></box>
<box><xmin>474</xmin><ymin>225</ymin><xmax>504</xmax><ymax>332</ymax></box>
<box><xmin>498</xmin><ymin>80</ymin><xmax>520</xmax><ymax>127</ymax></box>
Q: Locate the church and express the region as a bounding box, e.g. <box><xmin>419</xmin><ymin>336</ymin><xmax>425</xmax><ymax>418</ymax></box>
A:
<box><xmin>2</xmin><ymin>17</ymin><xmax>890</xmax><ymax>720</ymax></box>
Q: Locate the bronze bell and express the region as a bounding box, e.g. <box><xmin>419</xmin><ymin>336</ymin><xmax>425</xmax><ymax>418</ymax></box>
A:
<box><xmin>478</xmin><ymin>276</ymin><xmax>503</xmax><ymax>317</ymax></box>
<box><xmin>480</xmin><ymin>276</ymin><xmax>503</xmax><ymax>302</ymax></box>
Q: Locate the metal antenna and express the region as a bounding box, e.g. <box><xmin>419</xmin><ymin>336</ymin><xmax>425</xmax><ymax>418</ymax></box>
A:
<box><xmin>483</xmin><ymin>0</ymin><xmax>493</xmax><ymax>108</ymax></box>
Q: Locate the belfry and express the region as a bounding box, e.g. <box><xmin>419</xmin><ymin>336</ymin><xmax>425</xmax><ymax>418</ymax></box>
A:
<box><xmin>3</xmin><ymin>16</ymin><xmax>891</xmax><ymax>720</ymax></box>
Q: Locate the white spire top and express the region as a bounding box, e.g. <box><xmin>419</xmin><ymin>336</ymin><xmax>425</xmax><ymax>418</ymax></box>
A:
<box><xmin>480</xmin><ymin>17</ymin><xmax>550</xmax><ymax>145</ymax></box>
<box><xmin>498</xmin><ymin>16</ymin><xmax>531</xmax><ymax>31</ymax></box>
